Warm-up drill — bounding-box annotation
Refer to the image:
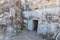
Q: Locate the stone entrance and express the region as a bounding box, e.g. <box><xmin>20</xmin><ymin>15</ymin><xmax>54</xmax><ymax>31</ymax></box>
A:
<box><xmin>33</xmin><ymin>20</ymin><xmax>38</xmax><ymax>31</ymax></box>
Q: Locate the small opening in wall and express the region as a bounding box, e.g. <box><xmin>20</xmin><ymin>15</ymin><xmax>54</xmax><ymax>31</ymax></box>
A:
<box><xmin>33</xmin><ymin>20</ymin><xmax>38</xmax><ymax>31</ymax></box>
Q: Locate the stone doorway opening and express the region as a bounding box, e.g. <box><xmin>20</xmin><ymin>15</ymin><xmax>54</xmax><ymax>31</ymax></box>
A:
<box><xmin>33</xmin><ymin>20</ymin><xmax>38</xmax><ymax>31</ymax></box>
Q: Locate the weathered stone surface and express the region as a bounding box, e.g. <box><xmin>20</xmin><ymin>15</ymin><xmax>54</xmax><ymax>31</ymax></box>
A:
<box><xmin>21</xmin><ymin>0</ymin><xmax>60</xmax><ymax>10</ymax></box>
<box><xmin>0</xmin><ymin>0</ymin><xmax>60</xmax><ymax>40</ymax></box>
<box><xmin>0</xmin><ymin>0</ymin><xmax>23</xmax><ymax>39</ymax></box>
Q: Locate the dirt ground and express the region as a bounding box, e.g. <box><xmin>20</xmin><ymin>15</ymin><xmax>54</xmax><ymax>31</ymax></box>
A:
<box><xmin>10</xmin><ymin>30</ymin><xmax>46</xmax><ymax>40</ymax></box>
<box><xmin>0</xmin><ymin>29</ymin><xmax>46</xmax><ymax>40</ymax></box>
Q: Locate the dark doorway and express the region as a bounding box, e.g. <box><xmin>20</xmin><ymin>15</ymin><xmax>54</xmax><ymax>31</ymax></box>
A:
<box><xmin>33</xmin><ymin>20</ymin><xmax>38</xmax><ymax>31</ymax></box>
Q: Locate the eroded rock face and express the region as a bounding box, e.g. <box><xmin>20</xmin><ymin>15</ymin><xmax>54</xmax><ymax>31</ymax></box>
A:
<box><xmin>22</xmin><ymin>0</ymin><xmax>60</xmax><ymax>36</ymax></box>
<box><xmin>21</xmin><ymin>0</ymin><xmax>60</xmax><ymax>10</ymax></box>
<box><xmin>0</xmin><ymin>0</ymin><xmax>23</xmax><ymax>37</ymax></box>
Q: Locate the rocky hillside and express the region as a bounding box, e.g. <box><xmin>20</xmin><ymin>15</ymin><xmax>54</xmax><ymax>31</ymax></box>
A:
<box><xmin>21</xmin><ymin>0</ymin><xmax>60</xmax><ymax>10</ymax></box>
<box><xmin>0</xmin><ymin>0</ymin><xmax>60</xmax><ymax>34</ymax></box>
<box><xmin>0</xmin><ymin>0</ymin><xmax>23</xmax><ymax>34</ymax></box>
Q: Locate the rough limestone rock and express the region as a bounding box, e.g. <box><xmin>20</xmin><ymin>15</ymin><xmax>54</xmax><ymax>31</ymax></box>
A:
<box><xmin>0</xmin><ymin>0</ymin><xmax>23</xmax><ymax>40</ymax></box>
<box><xmin>22</xmin><ymin>0</ymin><xmax>60</xmax><ymax>35</ymax></box>
<box><xmin>0</xmin><ymin>0</ymin><xmax>60</xmax><ymax>40</ymax></box>
<box><xmin>21</xmin><ymin>0</ymin><xmax>60</xmax><ymax>10</ymax></box>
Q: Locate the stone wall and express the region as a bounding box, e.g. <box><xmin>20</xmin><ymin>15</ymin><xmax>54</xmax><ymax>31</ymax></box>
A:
<box><xmin>23</xmin><ymin>7</ymin><xmax>60</xmax><ymax>35</ymax></box>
